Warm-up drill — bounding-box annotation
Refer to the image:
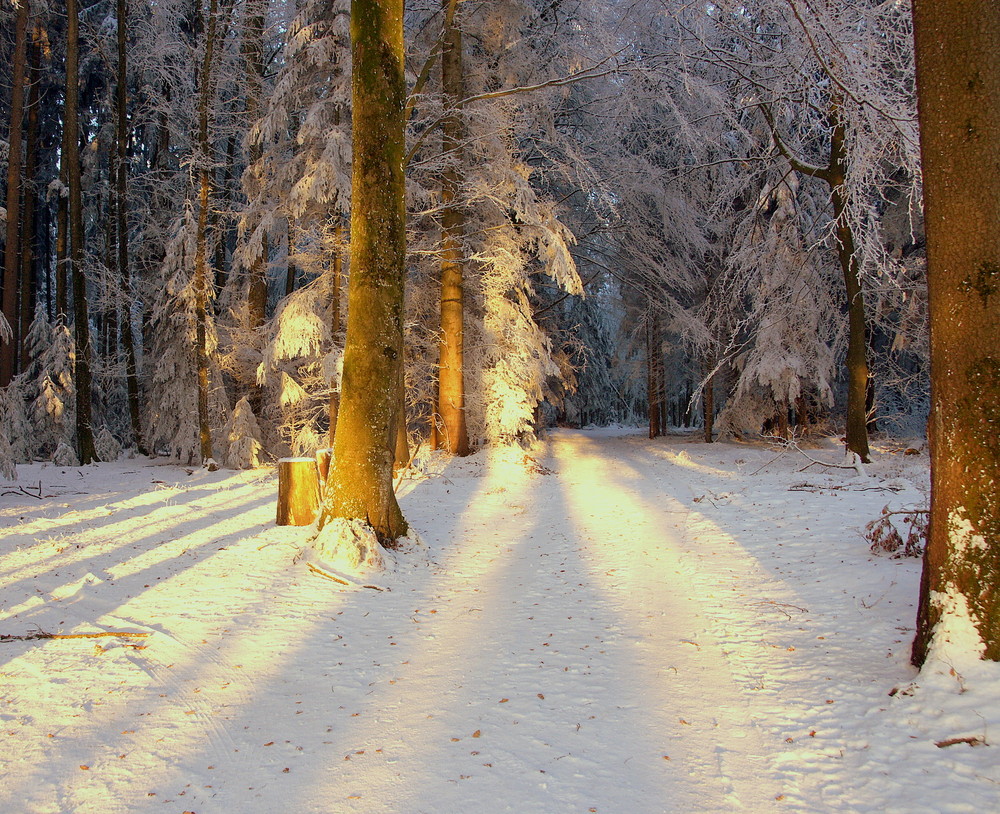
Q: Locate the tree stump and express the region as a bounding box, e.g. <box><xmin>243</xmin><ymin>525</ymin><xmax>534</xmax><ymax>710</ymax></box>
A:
<box><xmin>276</xmin><ymin>457</ymin><xmax>320</xmax><ymax>526</ymax></box>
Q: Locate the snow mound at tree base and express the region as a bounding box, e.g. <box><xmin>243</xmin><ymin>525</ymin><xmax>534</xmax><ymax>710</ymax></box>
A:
<box><xmin>311</xmin><ymin>517</ymin><xmax>386</xmax><ymax>575</ymax></box>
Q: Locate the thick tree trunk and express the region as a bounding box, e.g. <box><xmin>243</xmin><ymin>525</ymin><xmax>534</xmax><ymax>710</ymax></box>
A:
<box><xmin>66</xmin><ymin>0</ymin><xmax>97</xmax><ymax>464</ymax></box>
<box><xmin>2</xmin><ymin>0</ymin><xmax>29</xmax><ymax>385</ymax></box>
<box><xmin>437</xmin><ymin>0</ymin><xmax>470</xmax><ymax>456</ymax></box>
<box><xmin>323</xmin><ymin>0</ymin><xmax>408</xmax><ymax>542</ymax></box>
<box><xmin>911</xmin><ymin>0</ymin><xmax>1000</xmax><ymax>664</ymax></box>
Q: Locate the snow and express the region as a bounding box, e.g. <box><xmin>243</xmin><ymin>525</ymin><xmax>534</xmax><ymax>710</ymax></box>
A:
<box><xmin>2</xmin><ymin>428</ymin><xmax>998</xmax><ymax>813</ymax></box>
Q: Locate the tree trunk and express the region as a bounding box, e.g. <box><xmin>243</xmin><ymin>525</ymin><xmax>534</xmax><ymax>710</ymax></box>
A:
<box><xmin>66</xmin><ymin>0</ymin><xmax>97</xmax><ymax>464</ymax></box>
<box><xmin>911</xmin><ymin>0</ymin><xmax>1000</xmax><ymax>665</ymax></box>
<box><xmin>703</xmin><ymin>362</ymin><xmax>715</xmax><ymax>443</ymax></box>
<box><xmin>831</xmin><ymin>181</ymin><xmax>871</xmax><ymax>463</ymax></box>
<box><xmin>323</xmin><ymin>0</ymin><xmax>408</xmax><ymax>542</ymax></box>
<box><xmin>55</xmin><ymin>160</ymin><xmax>69</xmax><ymax>320</ymax></box>
<box><xmin>647</xmin><ymin>314</ymin><xmax>661</xmax><ymax>438</ymax></box>
<box><xmin>19</xmin><ymin>29</ymin><xmax>41</xmax><ymax>373</ymax></box>
<box><xmin>437</xmin><ymin>0</ymin><xmax>471</xmax><ymax>456</ymax></box>
<box><xmin>327</xmin><ymin>220</ymin><xmax>344</xmax><ymax>446</ymax></box>
<box><xmin>116</xmin><ymin>0</ymin><xmax>144</xmax><ymax>452</ymax></box>
<box><xmin>1</xmin><ymin>0</ymin><xmax>29</xmax><ymax>385</ymax></box>
<box><xmin>243</xmin><ymin>0</ymin><xmax>268</xmax><ymax>420</ymax></box>
<box><xmin>193</xmin><ymin>0</ymin><xmax>221</xmax><ymax>465</ymax></box>
<box><xmin>765</xmin><ymin>99</ymin><xmax>872</xmax><ymax>462</ymax></box>
<box><xmin>285</xmin><ymin>222</ymin><xmax>297</xmax><ymax>297</ymax></box>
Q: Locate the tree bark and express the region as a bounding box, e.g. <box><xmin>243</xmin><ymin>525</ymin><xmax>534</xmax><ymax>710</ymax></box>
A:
<box><xmin>829</xmin><ymin>124</ymin><xmax>871</xmax><ymax>463</ymax></box>
<box><xmin>437</xmin><ymin>0</ymin><xmax>471</xmax><ymax>456</ymax></box>
<box><xmin>911</xmin><ymin>0</ymin><xmax>1000</xmax><ymax>664</ymax></box>
<box><xmin>276</xmin><ymin>458</ymin><xmax>320</xmax><ymax>526</ymax></box>
<box><xmin>193</xmin><ymin>0</ymin><xmax>222</xmax><ymax>465</ymax></box>
<box><xmin>19</xmin><ymin>29</ymin><xmax>41</xmax><ymax>372</ymax></box>
<box><xmin>647</xmin><ymin>314</ymin><xmax>662</xmax><ymax>438</ymax></box>
<box><xmin>327</xmin><ymin>219</ymin><xmax>344</xmax><ymax>446</ymax></box>
<box><xmin>116</xmin><ymin>0</ymin><xmax>144</xmax><ymax>452</ymax></box>
<box><xmin>2</xmin><ymin>0</ymin><xmax>29</xmax><ymax>385</ymax></box>
<box><xmin>323</xmin><ymin>0</ymin><xmax>408</xmax><ymax>542</ymax></box>
<box><xmin>66</xmin><ymin>0</ymin><xmax>97</xmax><ymax>464</ymax></box>
<box><xmin>243</xmin><ymin>0</ymin><xmax>268</xmax><ymax>420</ymax></box>
<box><xmin>703</xmin><ymin>361</ymin><xmax>715</xmax><ymax>443</ymax></box>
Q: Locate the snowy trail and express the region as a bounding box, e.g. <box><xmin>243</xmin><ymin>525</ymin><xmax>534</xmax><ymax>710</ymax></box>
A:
<box><xmin>306</xmin><ymin>430</ymin><xmax>787</xmax><ymax>813</ymax></box>
<box><xmin>7</xmin><ymin>429</ymin><xmax>995</xmax><ymax>813</ymax></box>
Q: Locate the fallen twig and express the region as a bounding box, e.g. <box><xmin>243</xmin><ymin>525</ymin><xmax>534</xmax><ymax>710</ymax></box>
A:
<box><xmin>788</xmin><ymin>483</ymin><xmax>904</xmax><ymax>493</ymax></box>
<box><xmin>751</xmin><ymin>600</ymin><xmax>809</xmax><ymax>619</ymax></box>
<box><xmin>307</xmin><ymin>561</ymin><xmax>387</xmax><ymax>591</ymax></box>
<box><xmin>1</xmin><ymin>630</ymin><xmax>150</xmax><ymax>642</ymax></box>
<box><xmin>1</xmin><ymin>481</ymin><xmax>51</xmax><ymax>499</ymax></box>
<box><xmin>935</xmin><ymin>736</ymin><xmax>987</xmax><ymax>748</ymax></box>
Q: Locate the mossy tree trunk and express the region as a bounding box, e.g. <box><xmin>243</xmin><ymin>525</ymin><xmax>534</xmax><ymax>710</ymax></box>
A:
<box><xmin>322</xmin><ymin>0</ymin><xmax>407</xmax><ymax>542</ymax></box>
<box><xmin>911</xmin><ymin>0</ymin><xmax>1000</xmax><ymax>665</ymax></box>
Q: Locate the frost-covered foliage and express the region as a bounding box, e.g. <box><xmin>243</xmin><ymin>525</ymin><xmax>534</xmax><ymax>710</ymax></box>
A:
<box><xmin>585</xmin><ymin>0</ymin><xmax>923</xmax><ymax>437</ymax></box>
<box><xmin>866</xmin><ymin>505</ymin><xmax>928</xmax><ymax>559</ymax></box>
<box><xmin>0</xmin><ymin>380</ymin><xmax>33</xmax><ymax>479</ymax></box>
<box><xmin>715</xmin><ymin>170</ymin><xmax>839</xmax><ymax>436</ymax></box>
<box><xmin>223</xmin><ymin>396</ymin><xmax>264</xmax><ymax>469</ymax></box>
<box><xmin>94</xmin><ymin>427</ymin><xmax>123</xmax><ymax>463</ymax></box>
<box><xmin>52</xmin><ymin>441</ymin><xmax>80</xmax><ymax>467</ymax></box>
<box><xmin>254</xmin><ymin>273</ymin><xmax>340</xmax><ymax>457</ymax></box>
<box><xmin>403</xmin><ymin>0</ymin><xmax>592</xmax><ymax>445</ymax></box>
<box><xmin>30</xmin><ymin>320</ymin><xmax>77</xmax><ymax>458</ymax></box>
<box><xmin>145</xmin><ymin>211</ymin><xmax>229</xmax><ymax>463</ymax></box>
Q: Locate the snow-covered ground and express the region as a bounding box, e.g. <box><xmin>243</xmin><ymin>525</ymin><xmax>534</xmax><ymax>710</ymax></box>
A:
<box><xmin>1</xmin><ymin>428</ymin><xmax>998</xmax><ymax>813</ymax></box>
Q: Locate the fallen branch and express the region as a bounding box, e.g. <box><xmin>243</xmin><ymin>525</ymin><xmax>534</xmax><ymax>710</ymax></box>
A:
<box><xmin>307</xmin><ymin>561</ymin><xmax>387</xmax><ymax>592</ymax></box>
<box><xmin>1</xmin><ymin>630</ymin><xmax>150</xmax><ymax>642</ymax></box>
<box><xmin>788</xmin><ymin>483</ymin><xmax>904</xmax><ymax>493</ymax></box>
<box><xmin>1</xmin><ymin>481</ymin><xmax>51</xmax><ymax>499</ymax></box>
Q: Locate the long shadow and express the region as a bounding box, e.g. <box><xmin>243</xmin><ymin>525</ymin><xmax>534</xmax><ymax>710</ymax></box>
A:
<box><xmin>0</xmin><ymin>475</ymin><xmax>277</xmax><ymax>610</ymax></box>
<box><xmin>0</xmin><ymin>455</ymin><xmax>472</xmax><ymax>812</ymax></box>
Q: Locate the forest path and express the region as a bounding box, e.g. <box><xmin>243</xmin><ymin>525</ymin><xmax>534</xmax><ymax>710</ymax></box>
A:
<box><xmin>325</xmin><ymin>428</ymin><xmax>796</xmax><ymax>813</ymax></box>
<box><xmin>1</xmin><ymin>430</ymin><xmax>875</xmax><ymax>814</ymax></box>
